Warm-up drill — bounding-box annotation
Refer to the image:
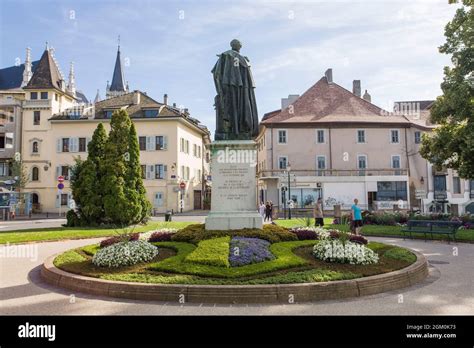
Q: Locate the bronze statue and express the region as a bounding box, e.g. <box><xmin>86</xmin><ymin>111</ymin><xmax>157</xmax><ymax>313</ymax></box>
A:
<box><xmin>212</xmin><ymin>39</ymin><xmax>259</xmax><ymax>141</ymax></box>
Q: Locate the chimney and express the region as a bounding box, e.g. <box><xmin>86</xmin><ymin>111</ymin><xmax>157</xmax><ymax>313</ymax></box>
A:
<box><xmin>325</xmin><ymin>68</ymin><xmax>333</xmax><ymax>84</ymax></box>
<box><xmin>133</xmin><ymin>91</ymin><xmax>140</xmax><ymax>105</ymax></box>
<box><xmin>173</xmin><ymin>102</ymin><xmax>177</xmax><ymax>108</ymax></box>
<box><xmin>67</xmin><ymin>62</ymin><xmax>76</xmax><ymax>96</ymax></box>
<box><xmin>163</xmin><ymin>93</ymin><xmax>168</xmax><ymax>105</ymax></box>
<box><xmin>363</xmin><ymin>90</ymin><xmax>371</xmax><ymax>103</ymax></box>
<box><xmin>352</xmin><ymin>80</ymin><xmax>361</xmax><ymax>97</ymax></box>
<box><xmin>281</xmin><ymin>94</ymin><xmax>300</xmax><ymax>110</ymax></box>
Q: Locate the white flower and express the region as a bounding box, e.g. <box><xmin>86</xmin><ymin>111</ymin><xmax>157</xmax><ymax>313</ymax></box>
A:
<box><xmin>313</xmin><ymin>239</ymin><xmax>378</xmax><ymax>265</ymax></box>
<box><xmin>139</xmin><ymin>228</ymin><xmax>178</xmax><ymax>241</ymax></box>
<box><xmin>92</xmin><ymin>240</ymin><xmax>158</xmax><ymax>268</ymax></box>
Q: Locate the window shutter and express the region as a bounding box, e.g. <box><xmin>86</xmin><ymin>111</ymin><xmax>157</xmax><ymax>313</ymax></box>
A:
<box><xmin>56</xmin><ymin>138</ymin><xmax>62</xmax><ymax>153</ymax></box>
<box><xmin>145</xmin><ymin>165</ymin><xmax>150</xmax><ymax>180</ymax></box>
<box><xmin>163</xmin><ymin>136</ymin><xmax>168</xmax><ymax>150</ymax></box>
<box><xmin>163</xmin><ymin>165</ymin><xmax>167</xmax><ymax>179</ymax></box>
<box><xmin>55</xmin><ymin>194</ymin><xmax>60</xmax><ymax>208</ymax></box>
<box><xmin>68</xmin><ymin>167</ymin><xmax>71</xmax><ymax>180</ymax></box>
<box><xmin>146</xmin><ymin>136</ymin><xmax>152</xmax><ymax>151</ymax></box>
<box><xmin>67</xmin><ymin>193</ymin><xmax>71</xmax><ymax>208</ymax></box>
<box><xmin>151</xmin><ymin>136</ymin><xmax>156</xmax><ymax>151</ymax></box>
<box><xmin>71</xmin><ymin>137</ymin><xmax>78</xmax><ymax>152</ymax></box>
<box><xmin>56</xmin><ymin>166</ymin><xmax>60</xmax><ymax>178</ymax></box>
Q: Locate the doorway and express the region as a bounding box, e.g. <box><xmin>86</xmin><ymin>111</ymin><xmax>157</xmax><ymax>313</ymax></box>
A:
<box><xmin>193</xmin><ymin>190</ymin><xmax>202</xmax><ymax>210</ymax></box>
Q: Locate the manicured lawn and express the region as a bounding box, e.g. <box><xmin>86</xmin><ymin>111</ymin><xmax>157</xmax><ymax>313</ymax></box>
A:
<box><xmin>274</xmin><ymin>219</ymin><xmax>474</xmax><ymax>242</ymax></box>
<box><xmin>54</xmin><ymin>240</ymin><xmax>417</xmax><ymax>285</ymax></box>
<box><xmin>0</xmin><ymin>221</ymin><xmax>195</xmax><ymax>245</ymax></box>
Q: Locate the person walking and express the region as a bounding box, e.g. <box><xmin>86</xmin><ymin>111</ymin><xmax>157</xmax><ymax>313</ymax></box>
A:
<box><xmin>264</xmin><ymin>201</ymin><xmax>272</xmax><ymax>222</ymax></box>
<box><xmin>269</xmin><ymin>201</ymin><xmax>274</xmax><ymax>221</ymax></box>
<box><xmin>259</xmin><ymin>202</ymin><xmax>265</xmax><ymax>219</ymax></box>
<box><xmin>314</xmin><ymin>198</ymin><xmax>324</xmax><ymax>227</ymax></box>
<box><xmin>351</xmin><ymin>198</ymin><xmax>363</xmax><ymax>235</ymax></box>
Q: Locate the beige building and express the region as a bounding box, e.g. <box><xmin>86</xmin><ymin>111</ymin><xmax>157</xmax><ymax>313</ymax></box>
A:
<box><xmin>21</xmin><ymin>46</ymin><xmax>210</xmax><ymax>214</ymax></box>
<box><xmin>257</xmin><ymin>69</ymin><xmax>474</xmax><ymax>215</ymax></box>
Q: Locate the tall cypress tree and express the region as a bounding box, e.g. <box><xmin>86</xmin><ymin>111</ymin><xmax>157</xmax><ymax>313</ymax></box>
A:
<box><xmin>127</xmin><ymin>123</ymin><xmax>151</xmax><ymax>222</ymax></box>
<box><xmin>102</xmin><ymin>110</ymin><xmax>149</xmax><ymax>225</ymax></box>
<box><xmin>71</xmin><ymin>123</ymin><xmax>108</xmax><ymax>225</ymax></box>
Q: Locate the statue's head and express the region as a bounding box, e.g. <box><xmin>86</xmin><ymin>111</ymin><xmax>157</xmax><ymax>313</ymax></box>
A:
<box><xmin>230</xmin><ymin>39</ymin><xmax>242</xmax><ymax>52</ymax></box>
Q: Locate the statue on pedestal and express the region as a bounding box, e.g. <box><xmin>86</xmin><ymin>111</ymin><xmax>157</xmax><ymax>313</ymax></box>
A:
<box><xmin>212</xmin><ymin>39</ymin><xmax>259</xmax><ymax>141</ymax></box>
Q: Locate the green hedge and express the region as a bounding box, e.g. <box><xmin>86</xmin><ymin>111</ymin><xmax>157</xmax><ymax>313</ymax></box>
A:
<box><xmin>184</xmin><ymin>236</ymin><xmax>230</xmax><ymax>267</ymax></box>
<box><xmin>171</xmin><ymin>223</ymin><xmax>297</xmax><ymax>244</ymax></box>
<box><xmin>149</xmin><ymin>240</ymin><xmax>316</xmax><ymax>278</ymax></box>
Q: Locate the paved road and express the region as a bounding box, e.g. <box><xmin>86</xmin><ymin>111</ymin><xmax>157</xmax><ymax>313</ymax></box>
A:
<box><xmin>1</xmin><ymin>236</ymin><xmax>473</xmax><ymax>315</ymax></box>
<box><xmin>0</xmin><ymin>215</ymin><xmax>207</xmax><ymax>232</ymax></box>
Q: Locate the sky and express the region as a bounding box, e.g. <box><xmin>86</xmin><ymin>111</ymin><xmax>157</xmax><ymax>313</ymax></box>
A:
<box><xmin>0</xmin><ymin>0</ymin><xmax>459</xmax><ymax>135</ymax></box>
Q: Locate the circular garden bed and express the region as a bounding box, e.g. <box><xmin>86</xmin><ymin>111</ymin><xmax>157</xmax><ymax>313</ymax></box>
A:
<box><xmin>41</xmin><ymin>224</ymin><xmax>428</xmax><ymax>303</ymax></box>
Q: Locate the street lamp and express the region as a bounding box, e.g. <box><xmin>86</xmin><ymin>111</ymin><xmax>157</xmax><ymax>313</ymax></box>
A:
<box><xmin>287</xmin><ymin>162</ymin><xmax>292</xmax><ymax>220</ymax></box>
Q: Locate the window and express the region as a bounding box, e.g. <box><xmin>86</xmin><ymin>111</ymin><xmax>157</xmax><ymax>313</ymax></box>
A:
<box><xmin>357</xmin><ymin>155</ymin><xmax>367</xmax><ymax>169</ymax></box>
<box><xmin>32</xmin><ymin>141</ymin><xmax>39</xmax><ymax>153</ymax></box>
<box><xmin>278</xmin><ymin>130</ymin><xmax>287</xmax><ymax>144</ymax></box>
<box><xmin>31</xmin><ymin>167</ymin><xmax>39</xmax><ymax>181</ymax></box>
<box><xmin>357</xmin><ymin>130</ymin><xmax>365</xmax><ymax>143</ymax></box>
<box><xmin>104</xmin><ymin>110</ymin><xmax>114</xmax><ymax>118</ymax></box>
<box><xmin>180</xmin><ymin>138</ymin><xmax>184</xmax><ymax>152</ymax></box>
<box><xmin>377</xmin><ymin>181</ymin><xmax>407</xmax><ymax>201</ymax></box>
<box><xmin>434</xmin><ymin>175</ymin><xmax>447</xmax><ymax>200</ymax></box>
<box><xmin>155</xmin><ymin>136</ymin><xmax>166</xmax><ymax>150</ymax></box>
<box><xmin>40</xmin><ymin>92</ymin><xmax>48</xmax><ymax>100</ymax></box>
<box><xmin>30</xmin><ymin>92</ymin><xmax>38</xmax><ymax>100</ymax></box>
<box><xmin>414</xmin><ymin>131</ymin><xmax>421</xmax><ymax>144</ymax></box>
<box><xmin>453</xmin><ymin>177</ymin><xmax>461</xmax><ymax>194</ymax></box>
<box><xmin>278</xmin><ymin>156</ymin><xmax>287</xmax><ymax>170</ymax></box>
<box><xmin>0</xmin><ymin>163</ymin><xmax>9</xmax><ymax>176</ymax></box>
<box><xmin>55</xmin><ymin>93</ymin><xmax>59</xmax><ymax>101</ymax></box>
<box><xmin>155</xmin><ymin>164</ymin><xmax>166</xmax><ymax>179</ymax></box>
<box><xmin>62</xmin><ymin>138</ymin><xmax>70</xmax><ymax>152</ymax></box>
<box><xmin>0</xmin><ymin>135</ymin><xmax>5</xmax><ymax>149</ymax></box>
<box><xmin>144</xmin><ymin>110</ymin><xmax>158</xmax><ymax>118</ymax></box>
<box><xmin>60</xmin><ymin>194</ymin><xmax>68</xmax><ymax>206</ymax></box>
<box><xmin>78</xmin><ymin>138</ymin><xmax>87</xmax><ymax>152</ymax></box>
<box><xmin>33</xmin><ymin>111</ymin><xmax>40</xmax><ymax>125</ymax></box>
<box><xmin>61</xmin><ymin>166</ymin><xmax>69</xmax><ymax>178</ymax></box>
<box><xmin>193</xmin><ymin>144</ymin><xmax>197</xmax><ymax>156</ymax></box>
<box><xmin>141</xmin><ymin>165</ymin><xmax>146</xmax><ymax>179</ymax></box>
<box><xmin>139</xmin><ymin>136</ymin><xmax>146</xmax><ymax>151</ymax></box>
<box><xmin>185</xmin><ymin>140</ymin><xmax>189</xmax><ymax>154</ymax></box>
<box><xmin>316</xmin><ymin>130</ymin><xmax>325</xmax><ymax>143</ymax></box>
<box><xmin>391</xmin><ymin>155</ymin><xmax>401</xmax><ymax>168</ymax></box>
<box><xmin>390</xmin><ymin>130</ymin><xmax>400</xmax><ymax>143</ymax></box>
<box><xmin>316</xmin><ymin>155</ymin><xmax>326</xmax><ymax>176</ymax></box>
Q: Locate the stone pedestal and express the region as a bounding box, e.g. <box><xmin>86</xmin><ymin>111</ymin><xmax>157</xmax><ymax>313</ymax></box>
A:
<box><xmin>205</xmin><ymin>140</ymin><xmax>263</xmax><ymax>230</ymax></box>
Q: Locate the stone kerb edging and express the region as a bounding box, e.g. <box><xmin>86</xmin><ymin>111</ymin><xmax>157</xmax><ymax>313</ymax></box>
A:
<box><xmin>41</xmin><ymin>250</ymin><xmax>429</xmax><ymax>304</ymax></box>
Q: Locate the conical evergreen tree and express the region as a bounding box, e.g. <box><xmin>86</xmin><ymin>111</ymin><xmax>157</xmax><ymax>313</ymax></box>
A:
<box><xmin>127</xmin><ymin>123</ymin><xmax>151</xmax><ymax>222</ymax></box>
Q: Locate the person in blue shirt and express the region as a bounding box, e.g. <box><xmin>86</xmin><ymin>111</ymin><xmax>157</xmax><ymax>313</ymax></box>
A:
<box><xmin>351</xmin><ymin>198</ymin><xmax>363</xmax><ymax>235</ymax></box>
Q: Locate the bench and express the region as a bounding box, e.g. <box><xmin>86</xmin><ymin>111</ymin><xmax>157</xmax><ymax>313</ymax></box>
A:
<box><xmin>401</xmin><ymin>220</ymin><xmax>461</xmax><ymax>243</ymax></box>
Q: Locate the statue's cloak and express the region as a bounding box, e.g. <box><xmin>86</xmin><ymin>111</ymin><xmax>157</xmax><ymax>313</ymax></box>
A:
<box><xmin>212</xmin><ymin>50</ymin><xmax>259</xmax><ymax>140</ymax></box>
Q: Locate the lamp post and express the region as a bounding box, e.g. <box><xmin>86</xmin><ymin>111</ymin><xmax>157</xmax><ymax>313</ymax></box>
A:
<box><xmin>287</xmin><ymin>163</ymin><xmax>292</xmax><ymax>220</ymax></box>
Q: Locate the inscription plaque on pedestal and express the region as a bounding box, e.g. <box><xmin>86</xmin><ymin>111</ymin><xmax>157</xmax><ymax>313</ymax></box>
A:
<box><xmin>205</xmin><ymin>140</ymin><xmax>263</xmax><ymax>230</ymax></box>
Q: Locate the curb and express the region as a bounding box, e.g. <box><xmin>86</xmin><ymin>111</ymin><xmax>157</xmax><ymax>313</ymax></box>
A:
<box><xmin>41</xmin><ymin>250</ymin><xmax>429</xmax><ymax>304</ymax></box>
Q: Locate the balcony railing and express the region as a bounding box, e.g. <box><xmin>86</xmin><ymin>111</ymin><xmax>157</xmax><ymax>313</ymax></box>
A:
<box><xmin>23</xmin><ymin>99</ymin><xmax>51</xmax><ymax>108</ymax></box>
<box><xmin>258</xmin><ymin>168</ymin><xmax>408</xmax><ymax>178</ymax></box>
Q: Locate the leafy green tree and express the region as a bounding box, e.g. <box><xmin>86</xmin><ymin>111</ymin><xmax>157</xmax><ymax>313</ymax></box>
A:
<box><xmin>420</xmin><ymin>0</ymin><xmax>474</xmax><ymax>178</ymax></box>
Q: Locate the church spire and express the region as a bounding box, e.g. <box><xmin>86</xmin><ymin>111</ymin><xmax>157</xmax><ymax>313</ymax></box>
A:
<box><xmin>94</xmin><ymin>89</ymin><xmax>101</xmax><ymax>103</ymax></box>
<box><xmin>67</xmin><ymin>61</ymin><xmax>76</xmax><ymax>96</ymax></box>
<box><xmin>21</xmin><ymin>47</ymin><xmax>32</xmax><ymax>87</ymax></box>
<box><xmin>106</xmin><ymin>37</ymin><xmax>127</xmax><ymax>98</ymax></box>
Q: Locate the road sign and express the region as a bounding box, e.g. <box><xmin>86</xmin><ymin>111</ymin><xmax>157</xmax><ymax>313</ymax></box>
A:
<box><xmin>179</xmin><ymin>182</ymin><xmax>186</xmax><ymax>189</ymax></box>
<box><xmin>57</xmin><ymin>175</ymin><xmax>65</xmax><ymax>183</ymax></box>
<box><xmin>57</xmin><ymin>183</ymin><xmax>64</xmax><ymax>190</ymax></box>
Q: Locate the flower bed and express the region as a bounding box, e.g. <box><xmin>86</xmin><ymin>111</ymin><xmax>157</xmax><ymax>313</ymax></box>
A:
<box><xmin>229</xmin><ymin>237</ymin><xmax>275</xmax><ymax>266</ymax></box>
<box><xmin>139</xmin><ymin>228</ymin><xmax>178</xmax><ymax>242</ymax></box>
<box><xmin>289</xmin><ymin>227</ymin><xmax>330</xmax><ymax>240</ymax></box>
<box><xmin>99</xmin><ymin>233</ymin><xmax>139</xmax><ymax>248</ymax></box>
<box><xmin>327</xmin><ymin>229</ymin><xmax>368</xmax><ymax>245</ymax></box>
<box><xmin>92</xmin><ymin>240</ymin><xmax>158</xmax><ymax>268</ymax></box>
<box><xmin>184</xmin><ymin>236</ymin><xmax>230</xmax><ymax>267</ymax></box>
<box><xmin>313</xmin><ymin>239</ymin><xmax>378</xmax><ymax>265</ymax></box>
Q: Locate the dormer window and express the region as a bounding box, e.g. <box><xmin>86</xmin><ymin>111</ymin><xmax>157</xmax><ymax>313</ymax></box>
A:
<box><xmin>144</xmin><ymin>109</ymin><xmax>158</xmax><ymax>118</ymax></box>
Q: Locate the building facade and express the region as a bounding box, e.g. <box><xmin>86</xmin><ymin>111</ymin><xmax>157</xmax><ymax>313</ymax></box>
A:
<box><xmin>257</xmin><ymin>69</ymin><xmax>474</xmax><ymax>215</ymax></box>
<box><xmin>21</xmin><ymin>46</ymin><xmax>210</xmax><ymax>214</ymax></box>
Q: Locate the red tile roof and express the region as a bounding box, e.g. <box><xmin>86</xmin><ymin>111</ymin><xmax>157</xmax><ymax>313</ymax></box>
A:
<box><xmin>262</xmin><ymin>76</ymin><xmax>411</xmax><ymax>126</ymax></box>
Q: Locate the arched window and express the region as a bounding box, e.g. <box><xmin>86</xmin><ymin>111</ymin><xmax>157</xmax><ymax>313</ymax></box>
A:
<box><xmin>32</xmin><ymin>167</ymin><xmax>39</xmax><ymax>181</ymax></box>
<box><xmin>32</xmin><ymin>193</ymin><xmax>39</xmax><ymax>204</ymax></box>
<box><xmin>32</xmin><ymin>141</ymin><xmax>39</xmax><ymax>153</ymax></box>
